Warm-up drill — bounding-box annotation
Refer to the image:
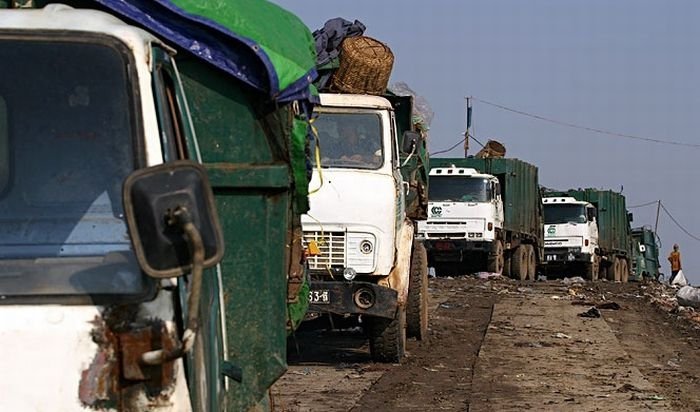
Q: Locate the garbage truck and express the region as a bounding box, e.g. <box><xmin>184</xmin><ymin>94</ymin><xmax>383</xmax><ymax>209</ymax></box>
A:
<box><xmin>542</xmin><ymin>189</ymin><xmax>632</xmax><ymax>282</ymax></box>
<box><xmin>0</xmin><ymin>1</ymin><xmax>316</xmax><ymax>410</ymax></box>
<box><xmin>301</xmin><ymin>91</ymin><xmax>430</xmax><ymax>362</ymax></box>
<box><xmin>631</xmin><ymin>226</ymin><xmax>662</xmax><ymax>281</ymax></box>
<box><xmin>416</xmin><ymin>157</ymin><xmax>543</xmax><ymax>280</ymax></box>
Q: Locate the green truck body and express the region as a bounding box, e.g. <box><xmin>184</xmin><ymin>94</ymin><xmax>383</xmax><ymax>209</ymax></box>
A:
<box><xmin>429</xmin><ymin>157</ymin><xmax>543</xmax><ymax>250</ymax></box>
<box><xmin>631</xmin><ymin>226</ymin><xmax>661</xmax><ymax>281</ymax></box>
<box><xmin>9</xmin><ymin>1</ymin><xmax>317</xmax><ymax>410</ymax></box>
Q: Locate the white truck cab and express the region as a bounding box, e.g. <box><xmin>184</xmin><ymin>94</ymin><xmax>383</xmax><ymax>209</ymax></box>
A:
<box><xmin>416</xmin><ymin>166</ymin><xmax>504</xmax><ymax>272</ymax></box>
<box><xmin>542</xmin><ymin>197</ymin><xmax>600</xmax><ymax>278</ymax></box>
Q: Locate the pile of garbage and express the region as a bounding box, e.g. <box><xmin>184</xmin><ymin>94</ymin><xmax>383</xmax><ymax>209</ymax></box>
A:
<box><xmin>637</xmin><ymin>280</ymin><xmax>700</xmax><ymax>327</ymax></box>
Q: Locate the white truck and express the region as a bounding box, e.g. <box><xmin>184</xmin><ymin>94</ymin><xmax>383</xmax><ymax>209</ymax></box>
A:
<box><xmin>542</xmin><ymin>189</ymin><xmax>632</xmax><ymax>282</ymax></box>
<box><xmin>301</xmin><ymin>93</ymin><xmax>429</xmax><ymax>362</ymax></box>
<box><xmin>417</xmin><ymin>158</ymin><xmax>543</xmax><ymax>280</ymax></box>
<box><xmin>542</xmin><ymin>197</ymin><xmax>600</xmax><ymax>279</ymax></box>
<box><xmin>417</xmin><ymin>167</ymin><xmax>505</xmax><ymax>273</ymax></box>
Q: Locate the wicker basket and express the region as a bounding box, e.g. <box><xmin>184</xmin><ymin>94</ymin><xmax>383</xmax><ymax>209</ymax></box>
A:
<box><xmin>330</xmin><ymin>36</ymin><xmax>394</xmax><ymax>95</ymax></box>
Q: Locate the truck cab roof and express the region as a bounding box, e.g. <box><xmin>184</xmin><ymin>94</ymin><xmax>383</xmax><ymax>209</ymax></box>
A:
<box><xmin>319</xmin><ymin>93</ymin><xmax>393</xmax><ymax>110</ymax></box>
<box><xmin>542</xmin><ymin>196</ymin><xmax>589</xmax><ymax>206</ymax></box>
<box><xmin>429</xmin><ymin>167</ymin><xmax>493</xmax><ymax>179</ymax></box>
<box><xmin>0</xmin><ymin>4</ymin><xmax>167</xmax><ymax>52</ymax></box>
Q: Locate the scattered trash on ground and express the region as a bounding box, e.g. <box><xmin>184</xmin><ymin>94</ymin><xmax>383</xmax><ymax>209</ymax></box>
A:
<box><xmin>676</xmin><ymin>285</ymin><xmax>700</xmax><ymax>309</ymax></box>
<box><xmin>561</xmin><ymin>277</ymin><xmax>586</xmax><ymax>285</ymax></box>
<box><xmin>596</xmin><ymin>302</ymin><xmax>621</xmax><ymax>310</ymax></box>
<box><xmin>578</xmin><ymin>307</ymin><xmax>601</xmax><ymax>318</ymax></box>
<box><xmin>475</xmin><ymin>272</ymin><xmax>502</xmax><ymax>280</ymax></box>
<box><xmin>552</xmin><ymin>332</ymin><xmax>571</xmax><ymax>339</ymax></box>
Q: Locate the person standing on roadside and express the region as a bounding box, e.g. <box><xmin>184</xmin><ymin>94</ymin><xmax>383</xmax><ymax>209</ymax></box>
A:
<box><xmin>667</xmin><ymin>244</ymin><xmax>682</xmax><ymax>283</ymax></box>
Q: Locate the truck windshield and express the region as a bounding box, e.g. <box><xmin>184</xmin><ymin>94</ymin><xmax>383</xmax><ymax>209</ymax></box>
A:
<box><xmin>429</xmin><ymin>176</ymin><xmax>491</xmax><ymax>202</ymax></box>
<box><xmin>0</xmin><ymin>36</ymin><xmax>148</xmax><ymax>302</ymax></box>
<box><xmin>312</xmin><ymin>112</ymin><xmax>383</xmax><ymax>169</ymax></box>
<box><xmin>544</xmin><ymin>204</ymin><xmax>587</xmax><ymax>224</ymax></box>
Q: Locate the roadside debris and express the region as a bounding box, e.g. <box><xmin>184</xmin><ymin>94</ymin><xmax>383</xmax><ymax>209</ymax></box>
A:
<box><xmin>676</xmin><ymin>285</ymin><xmax>700</xmax><ymax>309</ymax></box>
<box><xmin>596</xmin><ymin>302</ymin><xmax>621</xmax><ymax>310</ymax></box>
<box><xmin>561</xmin><ymin>276</ymin><xmax>586</xmax><ymax>286</ymax></box>
<box><xmin>578</xmin><ymin>307</ymin><xmax>602</xmax><ymax>318</ymax></box>
<box><xmin>552</xmin><ymin>332</ymin><xmax>571</xmax><ymax>339</ymax></box>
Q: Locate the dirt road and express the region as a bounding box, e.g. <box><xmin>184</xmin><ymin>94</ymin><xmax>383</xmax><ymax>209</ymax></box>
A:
<box><xmin>271</xmin><ymin>277</ymin><xmax>700</xmax><ymax>411</ymax></box>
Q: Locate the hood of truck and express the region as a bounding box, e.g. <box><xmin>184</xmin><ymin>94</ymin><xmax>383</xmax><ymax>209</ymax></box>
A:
<box><xmin>0</xmin><ymin>305</ymin><xmax>104</xmax><ymax>411</ymax></box>
<box><xmin>426</xmin><ymin>201</ymin><xmax>497</xmax><ymax>222</ymax></box>
<box><xmin>302</xmin><ymin>169</ymin><xmax>398</xmax><ymax>275</ymax></box>
<box><xmin>544</xmin><ymin>223</ymin><xmax>588</xmax><ymax>247</ymax></box>
<box><xmin>0</xmin><ymin>304</ymin><xmax>191</xmax><ymax>411</ymax></box>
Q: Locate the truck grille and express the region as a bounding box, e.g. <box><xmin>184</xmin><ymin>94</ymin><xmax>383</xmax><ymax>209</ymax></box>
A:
<box><xmin>303</xmin><ymin>231</ymin><xmax>345</xmax><ymax>270</ymax></box>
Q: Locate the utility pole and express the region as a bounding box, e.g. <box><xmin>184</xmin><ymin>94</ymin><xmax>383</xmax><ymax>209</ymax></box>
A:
<box><xmin>654</xmin><ymin>200</ymin><xmax>661</xmax><ymax>234</ymax></box>
<box><xmin>464</xmin><ymin>97</ymin><xmax>472</xmax><ymax>158</ymax></box>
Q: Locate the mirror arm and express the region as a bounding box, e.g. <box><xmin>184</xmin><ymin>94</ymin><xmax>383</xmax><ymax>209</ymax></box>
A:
<box><xmin>141</xmin><ymin>206</ymin><xmax>204</xmax><ymax>365</ymax></box>
<box><xmin>400</xmin><ymin>144</ymin><xmax>416</xmax><ymax>168</ymax></box>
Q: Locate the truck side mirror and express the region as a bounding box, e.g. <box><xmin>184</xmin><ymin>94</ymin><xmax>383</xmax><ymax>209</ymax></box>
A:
<box><xmin>401</xmin><ymin>131</ymin><xmax>420</xmax><ymax>154</ymax></box>
<box><xmin>627</xmin><ymin>212</ymin><xmax>634</xmax><ymax>222</ymax></box>
<box><xmin>123</xmin><ymin>160</ymin><xmax>224</xmax><ymax>278</ymax></box>
<box><xmin>587</xmin><ymin>208</ymin><xmax>597</xmax><ymax>221</ymax></box>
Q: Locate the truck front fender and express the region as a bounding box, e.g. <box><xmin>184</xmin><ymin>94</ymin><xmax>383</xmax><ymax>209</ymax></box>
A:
<box><xmin>380</xmin><ymin>220</ymin><xmax>414</xmax><ymax>306</ymax></box>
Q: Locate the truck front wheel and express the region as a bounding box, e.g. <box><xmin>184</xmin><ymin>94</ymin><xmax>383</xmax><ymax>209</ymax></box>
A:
<box><xmin>584</xmin><ymin>257</ymin><xmax>599</xmax><ymax>281</ymax></box>
<box><xmin>487</xmin><ymin>240</ymin><xmax>504</xmax><ymax>274</ymax></box>
<box><xmin>526</xmin><ymin>245</ymin><xmax>536</xmax><ymax>281</ymax></box>
<box><xmin>511</xmin><ymin>245</ymin><xmax>528</xmax><ymax>280</ymax></box>
<box><xmin>620</xmin><ymin>258</ymin><xmax>629</xmax><ymax>283</ymax></box>
<box><xmin>407</xmin><ymin>242</ymin><xmax>429</xmax><ymax>340</ymax></box>
<box><xmin>367</xmin><ymin>308</ymin><xmax>406</xmax><ymax>363</ymax></box>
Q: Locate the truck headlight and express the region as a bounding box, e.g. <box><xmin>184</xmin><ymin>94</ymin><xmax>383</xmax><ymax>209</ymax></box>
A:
<box><xmin>359</xmin><ymin>240</ymin><xmax>373</xmax><ymax>254</ymax></box>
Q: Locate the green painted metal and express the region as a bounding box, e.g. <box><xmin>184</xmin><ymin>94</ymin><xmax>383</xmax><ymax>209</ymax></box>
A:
<box><xmin>545</xmin><ymin>189</ymin><xmax>632</xmax><ymax>256</ymax></box>
<box><xmin>430</xmin><ymin>157</ymin><xmax>543</xmax><ymax>246</ymax></box>
<box><xmin>631</xmin><ymin>226</ymin><xmax>661</xmax><ymax>281</ymax></box>
<box><xmin>178</xmin><ymin>58</ymin><xmax>303</xmax><ymax>410</ymax></box>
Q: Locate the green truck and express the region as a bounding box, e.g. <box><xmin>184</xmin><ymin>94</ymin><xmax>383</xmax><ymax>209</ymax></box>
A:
<box><xmin>631</xmin><ymin>226</ymin><xmax>662</xmax><ymax>281</ymax></box>
<box><xmin>1</xmin><ymin>1</ymin><xmax>316</xmax><ymax>410</ymax></box>
<box><xmin>417</xmin><ymin>157</ymin><xmax>543</xmax><ymax>280</ymax></box>
<box><xmin>542</xmin><ymin>189</ymin><xmax>632</xmax><ymax>281</ymax></box>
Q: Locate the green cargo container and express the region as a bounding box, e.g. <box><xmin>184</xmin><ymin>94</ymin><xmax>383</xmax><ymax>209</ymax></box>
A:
<box><xmin>631</xmin><ymin>226</ymin><xmax>661</xmax><ymax>281</ymax></box>
<box><xmin>430</xmin><ymin>157</ymin><xmax>543</xmax><ymax>252</ymax></box>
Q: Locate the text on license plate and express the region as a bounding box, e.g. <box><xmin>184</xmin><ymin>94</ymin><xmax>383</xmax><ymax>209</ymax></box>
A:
<box><xmin>309</xmin><ymin>290</ymin><xmax>330</xmax><ymax>304</ymax></box>
<box><xmin>546</xmin><ymin>255</ymin><xmax>558</xmax><ymax>261</ymax></box>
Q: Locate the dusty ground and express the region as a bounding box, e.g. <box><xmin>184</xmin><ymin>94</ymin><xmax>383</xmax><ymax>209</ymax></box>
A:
<box><xmin>271</xmin><ymin>276</ymin><xmax>700</xmax><ymax>411</ymax></box>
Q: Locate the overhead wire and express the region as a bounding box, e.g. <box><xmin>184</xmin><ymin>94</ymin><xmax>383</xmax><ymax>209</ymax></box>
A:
<box><xmin>659</xmin><ymin>202</ymin><xmax>700</xmax><ymax>242</ymax></box>
<box><xmin>628</xmin><ymin>200</ymin><xmax>659</xmax><ymax>209</ymax></box>
<box><xmin>470</xmin><ymin>96</ymin><xmax>700</xmax><ymax>148</ymax></box>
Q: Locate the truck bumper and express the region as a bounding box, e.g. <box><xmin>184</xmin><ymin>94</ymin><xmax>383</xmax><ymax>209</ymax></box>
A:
<box><xmin>424</xmin><ymin>239</ymin><xmax>492</xmax><ymax>262</ymax></box>
<box><xmin>307</xmin><ymin>280</ymin><xmax>398</xmax><ymax>320</ymax></box>
<box><xmin>543</xmin><ymin>248</ymin><xmax>592</xmax><ymax>265</ymax></box>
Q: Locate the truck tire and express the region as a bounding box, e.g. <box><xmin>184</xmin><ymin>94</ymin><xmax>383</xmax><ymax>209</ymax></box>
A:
<box><xmin>607</xmin><ymin>257</ymin><xmax>621</xmax><ymax>282</ymax></box>
<box><xmin>367</xmin><ymin>308</ymin><xmax>406</xmax><ymax>363</ymax></box>
<box><xmin>503</xmin><ymin>251</ymin><xmax>512</xmax><ymax>278</ymax></box>
<box><xmin>526</xmin><ymin>245</ymin><xmax>536</xmax><ymax>281</ymax></box>
<box><xmin>584</xmin><ymin>257</ymin><xmax>599</xmax><ymax>281</ymax></box>
<box><xmin>486</xmin><ymin>240</ymin><xmax>504</xmax><ymax>274</ymax></box>
<box><xmin>620</xmin><ymin>258</ymin><xmax>629</xmax><ymax>283</ymax></box>
<box><xmin>407</xmin><ymin>242</ymin><xmax>429</xmax><ymax>340</ymax></box>
<box><xmin>511</xmin><ymin>245</ymin><xmax>527</xmax><ymax>280</ymax></box>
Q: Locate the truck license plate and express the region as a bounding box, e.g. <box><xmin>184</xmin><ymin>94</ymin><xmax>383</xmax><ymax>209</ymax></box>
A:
<box><xmin>309</xmin><ymin>290</ymin><xmax>330</xmax><ymax>304</ymax></box>
<box><xmin>546</xmin><ymin>254</ymin><xmax>557</xmax><ymax>262</ymax></box>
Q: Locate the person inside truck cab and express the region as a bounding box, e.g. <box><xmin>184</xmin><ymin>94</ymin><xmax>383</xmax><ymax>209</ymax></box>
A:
<box><xmin>331</xmin><ymin>120</ymin><xmax>381</xmax><ymax>167</ymax></box>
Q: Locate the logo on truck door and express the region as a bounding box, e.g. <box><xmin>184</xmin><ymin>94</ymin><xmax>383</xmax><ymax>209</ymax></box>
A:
<box><xmin>547</xmin><ymin>225</ymin><xmax>556</xmax><ymax>235</ymax></box>
<box><xmin>431</xmin><ymin>206</ymin><xmax>443</xmax><ymax>217</ymax></box>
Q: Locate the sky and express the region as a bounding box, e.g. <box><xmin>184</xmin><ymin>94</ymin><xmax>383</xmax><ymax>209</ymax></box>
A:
<box><xmin>271</xmin><ymin>0</ymin><xmax>700</xmax><ymax>283</ymax></box>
